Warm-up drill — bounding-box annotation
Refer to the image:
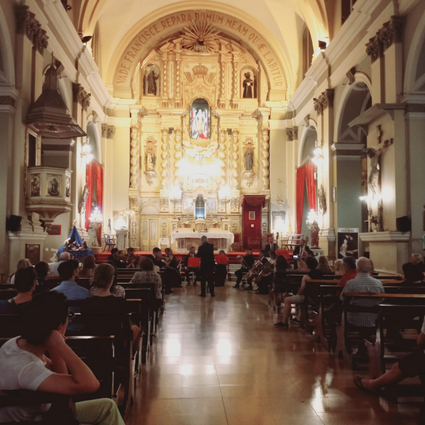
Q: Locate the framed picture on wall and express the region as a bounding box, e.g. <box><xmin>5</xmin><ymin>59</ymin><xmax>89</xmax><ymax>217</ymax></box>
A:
<box><xmin>249</xmin><ymin>211</ymin><xmax>255</xmax><ymax>220</ymax></box>
<box><xmin>47</xmin><ymin>225</ymin><xmax>61</xmax><ymax>236</ymax></box>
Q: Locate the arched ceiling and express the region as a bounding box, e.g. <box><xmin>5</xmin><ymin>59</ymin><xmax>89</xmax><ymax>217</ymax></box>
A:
<box><xmin>76</xmin><ymin>0</ymin><xmax>329</xmax><ymax>98</ymax></box>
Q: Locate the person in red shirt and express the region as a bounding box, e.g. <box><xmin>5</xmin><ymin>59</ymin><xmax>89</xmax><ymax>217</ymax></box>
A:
<box><xmin>338</xmin><ymin>256</ymin><xmax>357</xmax><ymax>287</ymax></box>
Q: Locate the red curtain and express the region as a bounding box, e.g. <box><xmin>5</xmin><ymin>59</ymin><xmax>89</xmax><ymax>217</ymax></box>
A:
<box><xmin>95</xmin><ymin>163</ymin><xmax>104</xmax><ymax>245</ymax></box>
<box><xmin>241</xmin><ymin>195</ymin><xmax>265</xmax><ymax>249</ymax></box>
<box><xmin>84</xmin><ymin>160</ymin><xmax>104</xmax><ymax>239</ymax></box>
<box><xmin>296</xmin><ymin>162</ymin><xmax>317</xmax><ymax>234</ymax></box>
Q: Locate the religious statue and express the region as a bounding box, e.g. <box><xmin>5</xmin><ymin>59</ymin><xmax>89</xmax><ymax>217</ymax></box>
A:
<box><xmin>31</xmin><ymin>175</ymin><xmax>40</xmax><ymax>197</ymax></box>
<box><xmin>363</xmin><ymin>139</ymin><xmax>392</xmax><ymax>198</ymax></box>
<box><xmin>242</xmin><ymin>72</ymin><xmax>254</xmax><ymax>98</ymax></box>
<box><xmin>65</xmin><ymin>178</ymin><xmax>70</xmax><ymax>198</ymax></box>
<box><xmin>309</xmin><ymin>221</ymin><xmax>320</xmax><ymax>248</ymax></box>
<box><xmin>78</xmin><ymin>184</ymin><xmax>89</xmax><ymax>214</ymax></box>
<box><xmin>147</xmin><ymin>69</ymin><xmax>159</xmax><ymax>95</ymax></box>
<box><xmin>48</xmin><ymin>178</ymin><xmax>60</xmax><ymax>196</ymax></box>
<box><xmin>145</xmin><ymin>144</ymin><xmax>156</xmax><ymax>170</ymax></box>
<box><xmin>245</xmin><ymin>147</ymin><xmax>254</xmax><ymax>171</ymax></box>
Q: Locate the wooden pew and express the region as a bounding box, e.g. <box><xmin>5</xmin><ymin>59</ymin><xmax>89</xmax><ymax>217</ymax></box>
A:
<box><xmin>367</xmin><ymin>303</ymin><xmax>425</xmax><ymax>403</ymax></box>
<box><xmin>0</xmin><ymin>390</ymin><xmax>77</xmax><ymax>425</ymax></box>
<box><xmin>338</xmin><ymin>293</ymin><xmax>425</xmax><ymax>369</ymax></box>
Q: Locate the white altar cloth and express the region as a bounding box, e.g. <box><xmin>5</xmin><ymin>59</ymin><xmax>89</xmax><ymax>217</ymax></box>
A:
<box><xmin>170</xmin><ymin>232</ymin><xmax>234</xmax><ymax>252</ymax></box>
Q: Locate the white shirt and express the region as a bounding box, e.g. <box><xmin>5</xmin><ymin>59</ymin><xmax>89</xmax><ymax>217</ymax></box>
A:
<box><xmin>49</xmin><ymin>261</ymin><xmax>63</xmax><ymax>276</ymax></box>
<box><xmin>0</xmin><ymin>337</ymin><xmax>54</xmax><ymax>422</ymax></box>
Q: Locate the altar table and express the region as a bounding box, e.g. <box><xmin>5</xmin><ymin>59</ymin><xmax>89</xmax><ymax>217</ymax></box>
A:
<box><xmin>170</xmin><ymin>232</ymin><xmax>234</xmax><ymax>253</ymax></box>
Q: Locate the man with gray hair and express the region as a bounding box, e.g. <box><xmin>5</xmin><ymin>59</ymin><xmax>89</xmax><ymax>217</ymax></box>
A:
<box><xmin>411</xmin><ymin>253</ymin><xmax>425</xmax><ymax>275</ymax></box>
<box><xmin>49</xmin><ymin>252</ymin><xmax>71</xmax><ymax>276</ymax></box>
<box><xmin>340</xmin><ymin>257</ymin><xmax>384</xmax><ymax>329</ymax></box>
<box><xmin>196</xmin><ymin>236</ymin><xmax>215</xmax><ymax>297</ymax></box>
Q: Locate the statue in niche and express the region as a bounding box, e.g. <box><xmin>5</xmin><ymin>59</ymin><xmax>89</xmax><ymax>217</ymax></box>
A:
<box><xmin>145</xmin><ymin>143</ymin><xmax>156</xmax><ymax>171</ymax></box>
<box><xmin>190</xmin><ymin>98</ymin><xmax>210</xmax><ymax>139</ymax></box>
<box><xmin>145</xmin><ymin>66</ymin><xmax>159</xmax><ymax>96</ymax></box>
<box><xmin>245</xmin><ymin>147</ymin><xmax>254</xmax><ymax>171</ymax></box>
<box><xmin>31</xmin><ymin>175</ymin><xmax>40</xmax><ymax>197</ymax></box>
<box><xmin>242</xmin><ymin>72</ymin><xmax>254</xmax><ymax>99</ymax></box>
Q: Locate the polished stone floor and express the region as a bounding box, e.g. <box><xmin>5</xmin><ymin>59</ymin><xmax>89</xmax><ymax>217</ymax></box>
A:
<box><xmin>126</xmin><ymin>283</ymin><xmax>420</xmax><ymax>425</ymax></box>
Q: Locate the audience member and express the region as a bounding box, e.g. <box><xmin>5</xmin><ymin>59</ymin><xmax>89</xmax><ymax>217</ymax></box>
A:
<box><xmin>340</xmin><ymin>257</ymin><xmax>384</xmax><ymax>331</ymax></box>
<box><xmin>49</xmin><ymin>252</ymin><xmax>70</xmax><ymax>276</ymax></box>
<box><xmin>130</xmin><ymin>257</ymin><xmax>163</xmax><ymax>304</ymax></box>
<box><xmin>34</xmin><ymin>261</ymin><xmax>50</xmax><ymax>286</ymax></box>
<box><xmin>275</xmin><ymin>256</ymin><xmax>323</xmax><ymax>327</ymax></box>
<box><xmin>79</xmin><ymin>255</ymin><xmax>96</xmax><ymax>278</ymax></box>
<box><xmin>338</xmin><ymin>256</ymin><xmax>357</xmax><ymax>287</ymax></box>
<box><xmin>273</xmin><ymin>255</ymin><xmax>291</xmax><ymax>295</ymax></box>
<box><xmin>107</xmin><ymin>248</ymin><xmax>125</xmax><ymax>268</ymax></box>
<box><xmin>402</xmin><ymin>262</ymin><xmax>424</xmax><ymax>285</ymax></box>
<box><xmin>10</xmin><ymin>258</ymin><xmax>32</xmax><ymax>284</ymax></box>
<box><xmin>411</xmin><ymin>253</ymin><xmax>425</xmax><ymax>275</ymax></box>
<box><xmin>0</xmin><ymin>291</ymin><xmax>125</xmax><ymax>424</ymax></box>
<box><xmin>125</xmin><ymin>247</ymin><xmax>138</xmax><ymax>269</ymax></box>
<box><xmin>233</xmin><ymin>248</ymin><xmax>255</xmax><ymax>289</ymax></box>
<box><xmin>54</xmin><ymin>261</ymin><xmax>89</xmax><ymax>301</ymax></box>
<box><xmin>82</xmin><ymin>263</ymin><xmax>140</xmax><ymax>355</ymax></box>
<box><xmin>102</xmin><ymin>262</ymin><xmax>125</xmax><ymax>298</ymax></box>
<box><xmin>333</xmin><ymin>259</ymin><xmax>344</xmax><ymax>275</ymax></box>
<box><xmin>0</xmin><ymin>267</ymin><xmax>37</xmax><ymax>314</ymax></box>
<box><xmin>317</xmin><ymin>256</ymin><xmax>333</xmax><ymax>274</ymax></box>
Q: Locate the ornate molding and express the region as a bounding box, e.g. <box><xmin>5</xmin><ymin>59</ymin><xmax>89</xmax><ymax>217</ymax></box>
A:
<box><xmin>230</xmin><ymin>129</ymin><xmax>240</xmax><ymax>190</ymax></box>
<box><xmin>16</xmin><ymin>5</ymin><xmax>49</xmax><ymax>55</ymax></box>
<box><xmin>72</xmin><ymin>83</ymin><xmax>91</xmax><ymax>111</ymax></box>
<box><xmin>286</xmin><ymin>128</ymin><xmax>293</xmax><ymax>142</ymax></box>
<box><xmin>366</xmin><ymin>16</ymin><xmax>403</xmax><ymax>62</ymax></box>
<box><xmin>0</xmin><ymin>96</ymin><xmax>16</xmax><ymax>108</ymax></box>
<box><xmin>129</xmin><ymin>116</ymin><xmax>140</xmax><ymax>189</ymax></box>
<box><xmin>101</xmin><ymin>124</ymin><xmax>115</xmax><ymax>139</ymax></box>
<box><xmin>313</xmin><ymin>89</ymin><xmax>334</xmax><ymax>115</ymax></box>
<box><xmin>292</xmin><ymin>126</ymin><xmax>298</xmax><ymax>140</ymax></box>
<box><xmin>218</xmin><ymin>128</ymin><xmax>227</xmax><ymax>188</ymax></box>
<box><xmin>160</xmin><ymin>128</ymin><xmax>170</xmax><ymax>190</ymax></box>
<box><xmin>405</xmin><ymin>104</ymin><xmax>425</xmax><ymax>113</ymax></box>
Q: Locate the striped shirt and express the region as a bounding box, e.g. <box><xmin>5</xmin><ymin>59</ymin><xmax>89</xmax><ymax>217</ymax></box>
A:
<box><xmin>340</xmin><ymin>273</ymin><xmax>384</xmax><ymax>328</ymax></box>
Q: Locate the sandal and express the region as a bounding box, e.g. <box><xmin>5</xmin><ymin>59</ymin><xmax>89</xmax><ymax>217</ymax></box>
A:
<box><xmin>353</xmin><ymin>375</ymin><xmax>379</xmax><ymax>396</ymax></box>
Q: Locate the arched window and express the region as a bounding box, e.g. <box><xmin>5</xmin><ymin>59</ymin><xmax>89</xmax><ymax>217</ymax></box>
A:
<box><xmin>195</xmin><ymin>195</ymin><xmax>206</xmax><ymax>219</ymax></box>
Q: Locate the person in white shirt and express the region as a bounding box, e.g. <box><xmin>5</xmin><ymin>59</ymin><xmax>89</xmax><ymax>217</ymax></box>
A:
<box><xmin>0</xmin><ymin>291</ymin><xmax>125</xmax><ymax>425</ymax></box>
<box><xmin>49</xmin><ymin>252</ymin><xmax>71</xmax><ymax>276</ymax></box>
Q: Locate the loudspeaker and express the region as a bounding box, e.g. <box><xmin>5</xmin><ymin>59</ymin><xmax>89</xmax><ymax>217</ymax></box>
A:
<box><xmin>396</xmin><ymin>216</ymin><xmax>411</xmax><ymax>232</ymax></box>
<box><xmin>6</xmin><ymin>215</ymin><xmax>22</xmax><ymax>232</ymax></box>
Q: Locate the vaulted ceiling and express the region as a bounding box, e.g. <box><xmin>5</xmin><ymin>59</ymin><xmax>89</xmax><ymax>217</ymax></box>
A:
<box><xmin>73</xmin><ymin>0</ymin><xmax>332</xmax><ymax>96</ymax></box>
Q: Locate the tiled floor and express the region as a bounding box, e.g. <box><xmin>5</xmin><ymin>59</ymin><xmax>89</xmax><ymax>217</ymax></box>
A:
<box><xmin>125</xmin><ymin>283</ymin><xmax>421</xmax><ymax>424</ymax></box>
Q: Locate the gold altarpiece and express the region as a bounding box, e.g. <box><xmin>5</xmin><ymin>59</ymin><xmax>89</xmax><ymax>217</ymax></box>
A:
<box><xmin>124</xmin><ymin>23</ymin><xmax>271</xmax><ymax>251</ymax></box>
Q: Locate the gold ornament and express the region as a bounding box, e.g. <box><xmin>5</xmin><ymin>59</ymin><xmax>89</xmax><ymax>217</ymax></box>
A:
<box><xmin>182</xmin><ymin>19</ymin><xmax>218</xmax><ymax>53</ymax></box>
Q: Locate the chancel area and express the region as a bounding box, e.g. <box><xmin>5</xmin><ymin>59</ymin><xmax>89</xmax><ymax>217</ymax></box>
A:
<box><xmin>1</xmin><ymin>0</ymin><xmax>425</xmax><ymax>424</ymax></box>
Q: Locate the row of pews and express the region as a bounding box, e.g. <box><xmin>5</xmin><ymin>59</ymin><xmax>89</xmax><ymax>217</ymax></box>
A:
<box><xmin>272</xmin><ymin>273</ymin><xmax>425</xmax><ymax>404</ymax></box>
<box><xmin>0</xmin><ymin>267</ymin><xmax>167</xmax><ymax>424</ymax></box>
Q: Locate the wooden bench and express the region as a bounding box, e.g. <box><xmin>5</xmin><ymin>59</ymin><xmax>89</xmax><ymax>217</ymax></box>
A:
<box><xmin>365</xmin><ymin>303</ymin><xmax>425</xmax><ymax>403</ymax></box>
<box><xmin>0</xmin><ymin>390</ymin><xmax>76</xmax><ymax>425</ymax></box>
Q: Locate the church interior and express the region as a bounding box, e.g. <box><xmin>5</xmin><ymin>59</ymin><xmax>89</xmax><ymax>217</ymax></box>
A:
<box><xmin>1</xmin><ymin>0</ymin><xmax>425</xmax><ymax>424</ymax></box>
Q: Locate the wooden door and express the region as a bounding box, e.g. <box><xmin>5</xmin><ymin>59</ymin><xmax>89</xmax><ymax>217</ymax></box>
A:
<box><xmin>140</xmin><ymin>217</ymin><xmax>158</xmax><ymax>251</ymax></box>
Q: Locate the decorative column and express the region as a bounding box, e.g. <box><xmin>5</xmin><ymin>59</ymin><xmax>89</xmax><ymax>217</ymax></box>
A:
<box><xmin>173</xmin><ymin>128</ymin><xmax>182</xmax><ymax>186</ymax></box>
<box><xmin>162</xmin><ymin>52</ymin><xmax>169</xmax><ymax>107</ymax></box>
<box><xmin>231</xmin><ymin>53</ymin><xmax>240</xmax><ymax>108</ymax></box>
<box><xmin>261</xmin><ymin>124</ymin><xmax>270</xmax><ymax>191</ymax></box>
<box><xmin>230</xmin><ymin>130</ymin><xmax>240</xmax><ymax>190</ymax></box>
<box><xmin>175</xmin><ymin>50</ymin><xmax>182</xmax><ymax>108</ymax></box>
<box><xmin>218</xmin><ymin>49</ymin><xmax>227</xmax><ymax>109</ymax></box>
<box><xmin>160</xmin><ymin>128</ymin><xmax>169</xmax><ymax>213</ymax></box>
<box><xmin>129</xmin><ymin>110</ymin><xmax>140</xmax><ymax>190</ymax></box>
<box><xmin>218</xmin><ymin>128</ymin><xmax>227</xmax><ymax>188</ymax></box>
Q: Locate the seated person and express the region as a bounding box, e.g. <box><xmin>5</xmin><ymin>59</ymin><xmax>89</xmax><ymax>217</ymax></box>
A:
<box><xmin>130</xmin><ymin>257</ymin><xmax>163</xmax><ymax>307</ymax></box>
<box><xmin>275</xmin><ymin>256</ymin><xmax>324</xmax><ymax>327</ymax></box>
<box><xmin>411</xmin><ymin>253</ymin><xmax>425</xmax><ymax>276</ymax></box>
<box><xmin>125</xmin><ymin>247</ymin><xmax>138</xmax><ymax>269</ymax></box>
<box><xmin>0</xmin><ymin>291</ymin><xmax>125</xmax><ymax>425</ymax></box>
<box><xmin>402</xmin><ymin>262</ymin><xmax>424</xmax><ymax>285</ymax></box>
<box><xmin>338</xmin><ymin>256</ymin><xmax>357</xmax><ymax>287</ymax></box>
<box><xmin>273</xmin><ymin>255</ymin><xmax>291</xmax><ymax>296</ymax></box>
<box><xmin>152</xmin><ymin>247</ymin><xmax>165</xmax><ymax>269</ymax></box>
<box><xmin>34</xmin><ymin>261</ymin><xmax>50</xmax><ymax>288</ymax></box>
<box><xmin>53</xmin><ymin>261</ymin><xmax>89</xmax><ymax>301</ymax></box>
<box><xmin>164</xmin><ymin>248</ymin><xmax>179</xmax><ymax>270</ymax></box>
<box><xmin>333</xmin><ymin>259</ymin><xmax>344</xmax><ymax>275</ymax></box>
<box><xmin>49</xmin><ymin>252</ymin><xmax>70</xmax><ymax>276</ymax></box>
<box><xmin>340</xmin><ymin>257</ymin><xmax>384</xmax><ymax>343</ymax></box>
<box><xmin>79</xmin><ymin>255</ymin><xmax>96</xmax><ymax>278</ymax></box>
<box><xmin>184</xmin><ymin>246</ymin><xmax>199</xmax><ymax>285</ymax></box>
<box><xmin>101</xmin><ymin>262</ymin><xmax>125</xmax><ymax>298</ymax></box>
<box><xmin>318</xmin><ymin>256</ymin><xmax>333</xmax><ymax>274</ymax></box>
<box><xmin>293</xmin><ymin>239</ymin><xmax>313</xmax><ymax>270</ymax></box>
<box><xmin>255</xmin><ymin>250</ymin><xmax>274</xmax><ymax>295</ymax></box>
<box><xmin>10</xmin><ymin>258</ymin><xmax>32</xmax><ymax>284</ymax></box>
<box><xmin>264</xmin><ymin>237</ymin><xmax>278</xmax><ymax>255</ymax></box>
<box><xmin>354</xmin><ymin>314</ymin><xmax>425</xmax><ymax>418</ymax></box>
<box><xmin>233</xmin><ymin>248</ymin><xmax>255</xmax><ymax>289</ymax></box>
<box><xmin>83</xmin><ymin>263</ymin><xmax>140</xmax><ymax>356</ymax></box>
<box><xmin>0</xmin><ymin>267</ymin><xmax>37</xmax><ymax>314</ymax></box>
<box><xmin>107</xmin><ymin>248</ymin><xmax>125</xmax><ymax>269</ymax></box>
<box><xmin>215</xmin><ymin>250</ymin><xmax>229</xmax><ymax>287</ymax></box>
